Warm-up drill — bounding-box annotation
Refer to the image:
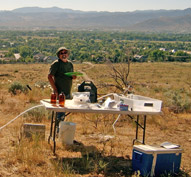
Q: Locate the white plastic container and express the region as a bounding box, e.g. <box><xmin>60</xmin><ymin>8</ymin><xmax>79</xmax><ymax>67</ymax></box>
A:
<box><xmin>114</xmin><ymin>94</ymin><xmax>162</xmax><ymax>112</ymax></box>
<box><xmin>58</xmin><ymin>122</ymin><xmax>76</xmax><ymax>145</ymax></box>
<box><xmin>72</xmin><ymin>92</ymin><xmax>90</xmax><ymax>104</ymax></box>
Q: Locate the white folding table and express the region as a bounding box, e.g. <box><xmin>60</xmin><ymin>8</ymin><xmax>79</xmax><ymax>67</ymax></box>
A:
<box><xmin>40</xmin><ymin>99</ymin><xmax>161</xmax><ymax>154</ymax></box>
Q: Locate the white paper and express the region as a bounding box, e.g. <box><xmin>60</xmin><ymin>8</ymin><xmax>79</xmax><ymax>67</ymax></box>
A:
<box><xmin>160</xmin><ymin>142</ymin><xmax>180</xmax><ymax>149</ymax></box>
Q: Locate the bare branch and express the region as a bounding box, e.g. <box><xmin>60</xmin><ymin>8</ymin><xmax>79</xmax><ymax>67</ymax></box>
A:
<box><xmin>105</xmin><ymin>47</ymin><xmax>133</xmax><ymax>94</ymax></box>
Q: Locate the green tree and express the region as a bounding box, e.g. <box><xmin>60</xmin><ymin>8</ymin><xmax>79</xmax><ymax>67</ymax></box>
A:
<box><xmin>174</xmin><ymin>51</ymin><xmax>189</xmax><ymax>62</ymax></box>
<box><xmin>20</xmin><ymin>46</ymin><xmax>32</xmax><ymax>58</ymax></box>
<box><xmin>149</xmin><ymin>50</ymin><xmax>165</xmax><ymax>62</ymax></box>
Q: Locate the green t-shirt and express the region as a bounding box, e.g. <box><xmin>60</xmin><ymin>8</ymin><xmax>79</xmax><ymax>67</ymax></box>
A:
<box><xmin>49</xmin><ymin>59</ymin><xmax>74</xmax><ymax>97</ymax></box>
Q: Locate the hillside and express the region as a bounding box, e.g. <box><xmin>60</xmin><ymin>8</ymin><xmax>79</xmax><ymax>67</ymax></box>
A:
<box><xmin>0</xmin><ymin>7</ymin><xmax>191</xmax><ymax>32</ymax></box>
<box><xmin>131</xmin><ymin>14</ymin><xmax>191</xmax><ymax>33</ymax></box>
<box><xmin>0</xmin><ymin>63</ymin><xmax>191</xmax><ymax>176</ymax></box>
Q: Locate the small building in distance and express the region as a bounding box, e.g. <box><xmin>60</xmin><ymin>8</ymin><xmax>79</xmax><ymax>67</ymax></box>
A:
<box><xmin>43</xmin><ymin>56</ymin><xmax>57</xmax><ymax>63</ymax></box>
<box><xmin>14</xmin><ymin>53</ymin><xmax>21</xmax><ymax>60</ymax></box>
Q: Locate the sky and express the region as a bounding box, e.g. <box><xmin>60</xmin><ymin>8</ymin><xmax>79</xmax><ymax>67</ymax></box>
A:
<box><xmin>0</xmin><ymin>0</ymin><xmax>191</xmax><ymax>12</ymax></box>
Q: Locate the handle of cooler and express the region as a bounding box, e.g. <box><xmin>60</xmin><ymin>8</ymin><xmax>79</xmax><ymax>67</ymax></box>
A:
<box><xmin>134</xmin><ymin>150</ymin><xmax>143</xmax><ymax>162</ymax></box>
<box><xmin>144</xmin><ymin>103</ymin><xmax>153</xmax><ymax>107</ymax></box>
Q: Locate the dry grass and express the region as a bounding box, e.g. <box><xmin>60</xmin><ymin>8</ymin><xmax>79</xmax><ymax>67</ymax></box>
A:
<box><xmin>0</xmin><ymin>62</ymin><xmax>191</xmax><ymax>176</ymax></box>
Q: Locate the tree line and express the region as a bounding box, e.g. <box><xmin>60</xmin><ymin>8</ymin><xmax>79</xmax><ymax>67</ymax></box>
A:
<box><xmin>0</xmin><ymin>31</ymin><xmax>191</xmax><ymax>63</ymax></box>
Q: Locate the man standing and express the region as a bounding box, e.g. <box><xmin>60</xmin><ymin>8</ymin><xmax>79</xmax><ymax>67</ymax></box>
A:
<box><xmin>48</xmin><ymin>47</ymin><xmax>76</xmax><ymax>122</ymax></box>
<box><xmin>48</xmin><ymin>47</ymin><xmax>76</xmax><ymax>98</ymax></box>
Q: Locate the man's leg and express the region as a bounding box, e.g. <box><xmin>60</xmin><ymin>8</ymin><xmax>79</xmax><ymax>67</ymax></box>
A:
<box><xmin>56</xmin><ymin>94</ymin><xmax>71</xmax><ymax>133</ymax></box>
<box><xmin>56</xmin><ymin>112</ymin><xmax>65</xmax><ymax>133</ymax></box>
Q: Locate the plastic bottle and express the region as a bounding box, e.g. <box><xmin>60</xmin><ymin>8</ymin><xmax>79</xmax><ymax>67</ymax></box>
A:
<box><xmin>51</xmin><ymin>92</ymin><xmax>57</xmax><ymax>104</ymax></box>
<box><xmin>59</xmin><ymin>92</ymin><xmax>65</xmax><ymax>107</ymax></box>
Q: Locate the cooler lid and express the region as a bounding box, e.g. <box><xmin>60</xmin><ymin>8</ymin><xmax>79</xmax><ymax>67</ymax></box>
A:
<box><xmin>133</xmin><ymin>145</ymin><xmax>182</xmax><ymax>154</ymax></box>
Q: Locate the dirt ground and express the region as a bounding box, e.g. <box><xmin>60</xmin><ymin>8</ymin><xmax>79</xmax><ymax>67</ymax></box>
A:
<box><xmin>0</xmin><ymin>63</ymin><xmax>191</xmax><ymax>176</ymax></box>
<box><xmin>0</xmin><ymin>99</ymin><xmax>191</xmax><ymax>176</ymax></box>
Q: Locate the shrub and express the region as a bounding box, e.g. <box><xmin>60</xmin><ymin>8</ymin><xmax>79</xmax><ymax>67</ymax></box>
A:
<box><xmin>8</xmin><ymin>82</ymin><xmax>28</xmax><ymax>95</ymax></box>
<box><xmin>165</xmin><ymin>89</ymin><xmax>191</xmax><ymax>113</ymax></box>
<box><xmin>24</xmin><ymin>106</ymin><xmax>46</xmax><ymax>123</ymax></box>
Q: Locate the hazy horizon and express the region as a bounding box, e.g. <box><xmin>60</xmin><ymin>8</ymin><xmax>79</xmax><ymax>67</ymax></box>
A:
<box><xmin>0</xmin><ymin>0</ymin><xmax>190</xmax><ymax>12</ymax></box>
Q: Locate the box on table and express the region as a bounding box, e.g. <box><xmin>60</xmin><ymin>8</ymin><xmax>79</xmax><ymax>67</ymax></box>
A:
<box><xmin>113</xmin><ymin>94</ymin><xmax>162</xmax><ymax>112</ymax></box>
<box><xmin>23</xmin><ymin>123</ymin><xmax>46</xmax><ymax>140</ymax></box>
<box><xmin>132</xmin><ymin>145</ymin><xmax>182</xmax><ymax>177</ymax></box>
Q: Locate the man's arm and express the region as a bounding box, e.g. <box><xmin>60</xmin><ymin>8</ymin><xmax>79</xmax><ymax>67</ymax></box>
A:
<box><xmin>48</xmin><ymin>74</ymin><xmax>58</xmax><ymax>98</ymax></box>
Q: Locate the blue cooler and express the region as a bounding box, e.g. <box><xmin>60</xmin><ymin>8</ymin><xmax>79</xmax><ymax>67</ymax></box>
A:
<box><xmin>132</xmin><ymin>145</ymin><xmax>182</xmax><ymax>177</ymax></box>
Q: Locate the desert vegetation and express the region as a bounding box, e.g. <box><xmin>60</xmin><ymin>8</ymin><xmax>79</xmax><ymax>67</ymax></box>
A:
<box><xmin>0</xmin><ymin>62</ymin><xmax>191</xmax><ymax>176</ymax></box>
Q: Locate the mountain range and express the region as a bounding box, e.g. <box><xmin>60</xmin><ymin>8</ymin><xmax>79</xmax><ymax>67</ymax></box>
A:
<box><xmin>0</xmin><ymin>7</ymin><xmax>191</xmax><ymax>32</ymax></box>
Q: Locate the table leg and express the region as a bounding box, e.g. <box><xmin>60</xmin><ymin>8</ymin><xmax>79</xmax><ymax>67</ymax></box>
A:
<box><xmin>52</xmin><ymin>112</ymin><xmax>57</xmax><ymax>154</ymax></box>
<box><xmin>48</xmin><ymin>111</ymin><xmax>54</xmax><ymax>144</ymax></box>
<box><xmin>142</xmin><ymin>115</ymin><xmax>146</xmax><ymax>144</ymax></box>
<box><xmin>48</xmin><ymin>111</ymin><xmax>71</xmax><ymax>154</ymax></box>
<box><xmin>135</xmin><ymin>115</ymin><xmax>139</xmax><ymax>141</ymax></box>
<box><xmin>133</xmin><ymin>115</ymin><xmax>147</xmax><ymax>144</ymax></box>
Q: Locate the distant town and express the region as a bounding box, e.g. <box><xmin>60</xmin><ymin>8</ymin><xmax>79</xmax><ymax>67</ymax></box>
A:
<box><xmin>0</xmin><ymin>31</ymin><xmax>191</xmax><ymax>64</ymax></box>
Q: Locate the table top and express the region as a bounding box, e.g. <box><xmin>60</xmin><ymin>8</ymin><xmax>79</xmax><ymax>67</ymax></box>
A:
<box><xmin>40</xmin><ymin>99</ymin><xmax>162</xmax><ymax>115</ymax></box>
